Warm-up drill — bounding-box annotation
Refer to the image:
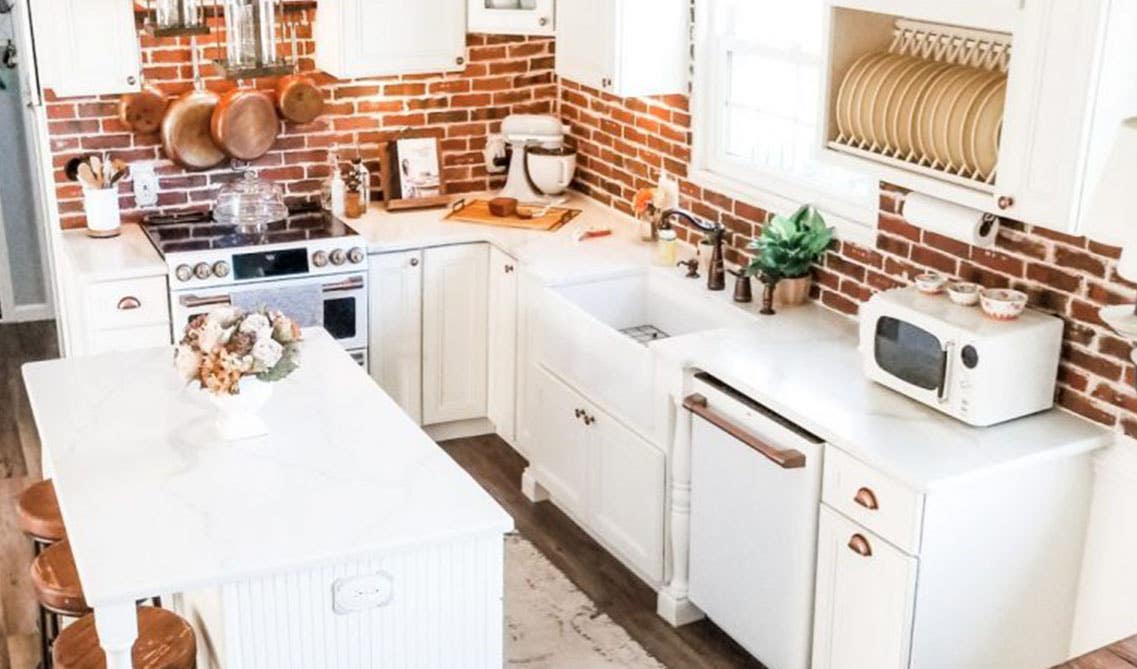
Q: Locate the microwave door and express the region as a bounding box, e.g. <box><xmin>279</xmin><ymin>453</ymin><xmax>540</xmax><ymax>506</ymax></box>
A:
<box><xmin>873</xmin><ymin>317</ymin><xmax>949</xmax><ymax>402</ymax></box>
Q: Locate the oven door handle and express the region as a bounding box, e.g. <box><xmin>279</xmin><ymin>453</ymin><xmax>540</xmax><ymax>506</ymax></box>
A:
<box><xmin>323</xmin><ymin>276</ymin><xmax>365</xmax><ymax>293</ymax></box>
<box><xmin>179</xmin><ymin>294</ymin><xmax>232</xmax><ymax>308</ymax></box>
<box><xmin>684</xmin><ymin>393</ymin><xmax>807</xmax><ymax>469</ymax></box>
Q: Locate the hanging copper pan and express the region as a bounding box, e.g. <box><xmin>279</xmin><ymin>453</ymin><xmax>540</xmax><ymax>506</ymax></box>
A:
<box><xmin>119</xmin><ymin>29</ymin><xmax>168</xmax><ymax>134</ymax></box>
<box><xmin>161</xmin><ymin>37</ymin><xmax>225</xmax><ymax>170</ymax></box>
<box><xmin>275</xmin><ymin>22</ymin><xmax>323</xmax><ymax>124</ymax></box>
<box><xmin>211</xmin><ymin>86</ymin><xmax>280</xmax><ymax>162</ymax></box>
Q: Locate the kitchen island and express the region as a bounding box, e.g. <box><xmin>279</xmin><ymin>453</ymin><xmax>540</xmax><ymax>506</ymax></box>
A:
<box><xmin>22</xmin><ymin>329</ymin><xmax>513</xmax><ymax>668</ymax></box>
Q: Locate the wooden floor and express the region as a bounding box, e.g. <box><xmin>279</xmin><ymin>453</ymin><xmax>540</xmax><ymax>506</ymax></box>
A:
<box><xmin>0</xmin><ymin>320</ymin><xmax>1131</xmax><ymax>668</ymax></box>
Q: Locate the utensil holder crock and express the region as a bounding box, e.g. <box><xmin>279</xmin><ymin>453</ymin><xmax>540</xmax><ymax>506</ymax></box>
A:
<box><xmin>83</xmin><ymin>188</ymin><xmax>122</xmax><ymax>238</ymax></box>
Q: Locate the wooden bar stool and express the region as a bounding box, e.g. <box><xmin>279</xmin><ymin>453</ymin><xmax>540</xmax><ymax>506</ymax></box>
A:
<box><xmin>31</xmin><ymin>539</ymin><xmax>90</xmax><ymax>669</ymax></box>
<box><xmin>52</xmin><ymin>607</ymin><xmax>196</xmax><ymax>669</ymax></box>
<box><xmin>17</xmin><ymin>479</ymin><xmax>66</xmax><ymax>548</ymax></box>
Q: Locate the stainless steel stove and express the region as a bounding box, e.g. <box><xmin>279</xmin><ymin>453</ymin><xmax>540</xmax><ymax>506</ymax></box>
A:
<box><xmin>142</xmin><ymin>206</ymin><xmax>370</xmax><ymax>366</ymax></box>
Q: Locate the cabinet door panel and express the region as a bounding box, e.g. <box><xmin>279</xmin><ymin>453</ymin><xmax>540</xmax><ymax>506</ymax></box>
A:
<box><xmin>319</xmin><ymin>0</ymin><xmax>466</xmax><ymax>78</ymax></box>
<box><xmin>422</xmin><ymin>244</ymin><xmax>489</xmax><ymax>425</ymax></box>
<box><xmin>590</xmin><ymin>408</ymin><xmax>665</xmax><ymax>581</ymax></box>
<box><xmin>468</xmin><ymin>0</ymin><xmax>555</xmax><ymax>35</ymax></box>
<box><xmin>812</xmin><ymin>506</ymin><xmax>918</xmax><ymax>669</ymax></box>
<box><xmin>555</xmin><ymin>0</ymin><xmax>613</xmax><ymax>90</ymax></box>
<box><xmin>487</xmin><ymin>249</ymin><xmax>518</xmax><ymax>444</ymax></box>
<box><xmin>528</xmin><ymin>367</ymin><xmax>589</xmax><ymax>517</ymax></box>
<box><xmin>368</xmin><ymin>250</ymin><xmax>424</xmax><ymax>424</ymax></box>
<box><xmin>34</xmin><ymin>0</ymin><xmax>141</xmax><ymax>97</ymax></box>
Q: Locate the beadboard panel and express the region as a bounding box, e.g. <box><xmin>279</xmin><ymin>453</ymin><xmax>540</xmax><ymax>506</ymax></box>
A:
<box><xmin>217</xmin><ymin>533</ymin><xmax>505</xmax><ymax>669</ymax></box>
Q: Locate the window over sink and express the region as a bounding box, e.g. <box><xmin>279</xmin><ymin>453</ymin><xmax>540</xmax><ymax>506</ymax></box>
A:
<box><xmin>692</xmin><ymin>0</ymin><xmax>877</xmax><ymax>239</ymax></box>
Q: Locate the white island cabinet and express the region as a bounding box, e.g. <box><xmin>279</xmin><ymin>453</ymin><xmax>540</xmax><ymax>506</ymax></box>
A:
<box><xmin>23</xmin><ymin>330</ymin><xmax>512</xmax><ymax>669</ymax></box>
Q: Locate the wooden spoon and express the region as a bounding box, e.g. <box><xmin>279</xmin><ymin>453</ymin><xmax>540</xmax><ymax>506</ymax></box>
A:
<box><xmin>76</xmin><ymin>163</ymin><xmax>101</xmax><ymax>190</ymax></box>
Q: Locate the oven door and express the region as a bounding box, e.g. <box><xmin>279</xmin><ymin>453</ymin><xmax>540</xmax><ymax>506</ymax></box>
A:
<box><xmin>172</xmin><ymin>273</ymin><xmax>369</xmax><ymax>356</ymax></box>
<box><xmin>865</xmin><ymin>315</ymin><xmax>953</xmax><ymax>406</ymax></box>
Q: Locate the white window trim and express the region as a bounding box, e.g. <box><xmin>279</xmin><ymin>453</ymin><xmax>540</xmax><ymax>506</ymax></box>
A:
<box><xmin>690</xmin><ymin>0</ymin><xmax>877</xmax><ymax>248</ymax></box>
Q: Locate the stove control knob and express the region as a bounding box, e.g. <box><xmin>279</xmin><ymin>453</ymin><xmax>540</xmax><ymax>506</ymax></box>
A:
<box><xmin>348</xmin><ymin>247</ymin><xmax>365</xmax><ymax>264</ymax></box>
<box><xmin>212</xmin><ymin>261</ymin><xmax>231</xmax><ymax>279</ymax></box>
<box><xmin>330</xmin><ymin>249</ymin><xmax>347</xmax><ymax>266</ymax></box>
<box><xmin>194</xmin><ymin>263</ymin><xmax>212</xmax><ymax>280</ymax></box>
<box><xmin>312</xmin><ymin>250</ymin><xmax>329</xmax><ymax>268</ymax></box>
<box><xmin>175</xmin><ymin>264</ymin><xmax>193</xmax><ymax>282</ymax></box>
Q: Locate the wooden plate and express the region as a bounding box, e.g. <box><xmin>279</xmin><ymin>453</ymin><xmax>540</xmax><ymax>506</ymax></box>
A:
<box><xmin>834</xmin><ymin>52</ymin><xmax>881</xmax><ymax>140</ymax></box>
<box><xmin>911</xmin><ymin>63</ymin><xmax>960</xmax><ymax>165</ymax></box>
<box><xmin>874</xmin><ymin>55</ymin><xmax>925</xmax><ymax>154</ymax></box>
<box><xmin>933</xmin><ymin>66</ymin><xmax>983</xmax><ymax>169</ymax></box>
<box><xmin>951</xmin><ymin>70</ymin><xmax>1003</xmax><ymax>174</ymax></box>
<box><xmin>849</xmin><ymin>53</ymin><xmax>894</xmax><ymax>145</ymax></box>
<box><xmin>862</xmin><ymin>54</ymin><xmax>912</xmax><ymax>150</ymax></box>
<box><xmin>970</xmin><ymin>79</ymin><xmax>1007</xmax><ymax>178</ymax></box>
<box><xmin>895</xmin><ymin>61</ymin><xmax>952</xmax><ymax>158</ymax></box>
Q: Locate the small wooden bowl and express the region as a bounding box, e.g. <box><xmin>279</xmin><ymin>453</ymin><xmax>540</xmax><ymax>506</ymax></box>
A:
<box><xmin>489</xmin><ymin>197</ymin><xmax>518</xmax><ymax>217</ymax></box>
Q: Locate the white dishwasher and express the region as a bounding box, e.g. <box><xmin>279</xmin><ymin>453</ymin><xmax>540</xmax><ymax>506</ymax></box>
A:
<box><xmin>686</xmin><ymin>372</ymin><xmax>825</xmax><ymax>669</ymax></box>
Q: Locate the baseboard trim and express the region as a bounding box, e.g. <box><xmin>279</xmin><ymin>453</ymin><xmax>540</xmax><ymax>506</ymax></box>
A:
<box><xmin>1</xmin><ymin>302</ymin><xmax>53</xmax><ymax>323</ymax></box>
<box><xmin>425</xmin><ymin>418</ymin><xmax>496</xmax><ymax>442</ymax></box>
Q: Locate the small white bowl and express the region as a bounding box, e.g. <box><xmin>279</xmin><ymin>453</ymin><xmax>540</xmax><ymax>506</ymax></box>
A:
<box><xmin>980</xmin><ymin>289</ymin><xmax>1028</xmax><ymax>321</ymax></box>
<box><xmin>947</xmin><ymin>282</ymin><xmax>981</xmax><ymax>307</ymax></box>
<box><xmin>915</xmin><ymin>272</ymin><xmax>947</xmax><ymax>295</ymax></box>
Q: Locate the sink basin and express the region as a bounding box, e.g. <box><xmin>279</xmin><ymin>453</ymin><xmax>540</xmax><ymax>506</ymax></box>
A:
<box><xmin>533</xmin><ymin>269</ymin><xmax>750</xmax><ymax>440</ymax></box>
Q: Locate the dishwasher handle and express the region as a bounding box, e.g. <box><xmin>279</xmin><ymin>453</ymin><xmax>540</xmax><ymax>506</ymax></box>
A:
<box><xmin>684</xmin><ymin>393</ymin><xmax>807</xmax><ymax>470</ymax></box>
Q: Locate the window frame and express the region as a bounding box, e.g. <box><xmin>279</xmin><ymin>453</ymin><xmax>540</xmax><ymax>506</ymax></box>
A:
<box><xmin>690</xmin><ymin>0</ymin><xmax>877</xmax><ymax>246</ymax></box>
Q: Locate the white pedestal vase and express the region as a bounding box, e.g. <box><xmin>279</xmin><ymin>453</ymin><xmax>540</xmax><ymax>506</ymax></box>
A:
<box><xmin>203</xmin><ymin>377</ymin><xmax>274</xmax><ymax>440</ymax></box>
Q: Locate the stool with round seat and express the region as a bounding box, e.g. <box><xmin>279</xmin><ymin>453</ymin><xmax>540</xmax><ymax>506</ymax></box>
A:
<box><xmin>31</xmin><ymin>539</ymin><xmax>90</xmax><ymax>618</ymax></box>
<box><xmin>17</xmin><ymin>479</ymin><xmax>66</xmax><ymax>547</ymax></box>
<box><xmin>52</xmin><ymin>607</ymin><xmax>196</xmax><ymax>669</ymax></box>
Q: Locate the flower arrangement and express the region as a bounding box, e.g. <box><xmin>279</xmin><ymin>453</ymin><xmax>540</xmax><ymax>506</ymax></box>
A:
<box><xmin>175</xmin><ymin>307</ymin><xmax>302</xmax><ymax>395</ymax></box>
<box><xmin>633</xmin><ymin>187</ymin><xmax>668</xmax><ymax>242</ymax></box>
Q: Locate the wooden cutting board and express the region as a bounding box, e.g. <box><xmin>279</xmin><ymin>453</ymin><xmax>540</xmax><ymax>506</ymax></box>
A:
<box><xmin>445</xmin><ymin>198</ymin><xmax>582</xmax><ymax>232</ymax></box>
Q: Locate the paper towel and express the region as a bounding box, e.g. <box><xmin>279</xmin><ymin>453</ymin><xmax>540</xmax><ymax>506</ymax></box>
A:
<box><xmin>902</xmin><ymin>192</ymin><xmax>1000</xmax><ymax>248</ymax></box>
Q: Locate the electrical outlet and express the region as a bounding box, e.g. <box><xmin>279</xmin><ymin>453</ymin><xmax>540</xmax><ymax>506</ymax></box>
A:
<box><xmin>132</xmin><ymin>162</ymin><xmax>159</xmax><ymax>208</ymax></box>
<box><xmin>332</xmin><ymin>572</ymin><xmax>394</xmax><ymax>614</ymax></box>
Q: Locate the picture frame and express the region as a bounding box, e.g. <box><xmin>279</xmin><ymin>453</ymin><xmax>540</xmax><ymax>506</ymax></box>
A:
<box><xmin>379</xmin><ymin>131</ymin><xmax>450</xmax><ymax>211</ymax></box>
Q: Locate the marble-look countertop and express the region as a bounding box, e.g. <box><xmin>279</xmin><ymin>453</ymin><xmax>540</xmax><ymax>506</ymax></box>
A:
<box><xmin>58</xmin><ymin>224</ymin><xmax>168</xmax><ymax>282</ymax></box>
<box><xmin>22</xmin><ymin>330</ymin><xmax>513</xmax><ymax>606</ymax></box>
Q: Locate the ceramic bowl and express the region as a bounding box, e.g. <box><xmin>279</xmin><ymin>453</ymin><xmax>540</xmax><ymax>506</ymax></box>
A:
<box><xmin>980</xmin><ymin>289</ymin><xmax>1028</xmax><ymax>320</ymax></box>
<box><xmin>915</xmin><ymin>272</ymin><xmax>948</xmax><ymax>295</ymax></box>
<box><xmin>947</xmin><ymin>281</ymin><xmax>981</xmax><ymax>306</ymax></box>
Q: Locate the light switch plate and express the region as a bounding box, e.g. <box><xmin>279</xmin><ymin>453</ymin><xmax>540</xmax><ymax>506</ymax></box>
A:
<box><xmin>332</xmin><ymin>572</ymin><xmax>394</xmax><ymax>614</ymax></box>
<box><xmin>132</xmin><ymin>161</ymin><xmax>159</xmax><ymax>208</ymax></box>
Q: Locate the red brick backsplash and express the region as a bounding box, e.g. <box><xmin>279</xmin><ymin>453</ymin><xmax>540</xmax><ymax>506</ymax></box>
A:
<box><xmin>560</xmin><ymin>78</ymin><xmax>1137</xmax><ymax>436</ymax></box>
<box><xmin>46</xmin><ymin>9</ymin><xmax>555</xmax><ymax>230</ymax></box>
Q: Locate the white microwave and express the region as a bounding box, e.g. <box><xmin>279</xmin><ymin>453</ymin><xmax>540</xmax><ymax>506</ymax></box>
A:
<box><xmin>860</xmin><ymin>287</ymin><xmax>1063</xmax><ymax>427</ymax></box>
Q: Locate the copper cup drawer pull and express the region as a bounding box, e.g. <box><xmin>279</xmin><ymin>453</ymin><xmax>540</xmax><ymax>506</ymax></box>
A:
<box><xmin>854</xmin><ymin>487</ymin><xmax>879</xmax><ymax>511</ymax></box>
<box><xmin>116</xmin><ymin>296</ymin><xmax>142</xmax><ymax>311</ymax></box>
<box><xmin>848</xmin><ymin>533</ymin><xmax>873</xmax><ymax>557</ymax></box>
<box><xmin>683</xmin><ymin>393</ymin><xmax>807</xmax><ymax>469</ymax></box>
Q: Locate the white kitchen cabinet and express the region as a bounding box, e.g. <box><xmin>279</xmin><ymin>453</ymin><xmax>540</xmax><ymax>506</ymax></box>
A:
<box><xmin>368</xmin><ymin>250</ymin><xmax>424</xmax><ymax>425</ymax></box>
<box><xmin>422</xmin><ymin>244</ymin><xmax>489</xmax><ymax>426</ymax></box>
<box><xmin>316</xmin><ymin>0</ymin><xmax>467</xmax><ymax>80</ymax></box>
<box><xmin>820</xmin><ymin>0</ymin><xmax>1137</xmax><ymax>233</ymax></box>
<box><xmin>68</xmin><ymin>275</ymin><xmax>172</xmax><ymax>356</ymax></box>
<box><xmin>526</xmin><ymin>365</ymin><xmax>665</xmax><ymax>582</ymax></box>
<box><xmin>487</xmin><ymin>248</ymin><xmax>518</xmax><ymax>444</ymax></box>
<box><xmin>32</xmin><ymin>0</ymin><xmax>141</xmax><ymax>98</ymax></box>
<box><xmin>468</xmin><ymin>0</ymin><xmax>554</xmax><ymax>36</ymax></box>
<box><xmin>555</xmin><ymin>0</ymin><xmax>689</xmax><ymax>97</ymax></box>
<box><xmin>812</xmin><ymin>507</ymin><xmax>917</xmax><ymax>669</ymax></box>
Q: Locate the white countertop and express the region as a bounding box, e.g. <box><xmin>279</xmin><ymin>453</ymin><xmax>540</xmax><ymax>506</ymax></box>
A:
<box><xmin>59</xmin><ymin>224</ymin><xmax>167</xmax><ymax>282</ymax></box>
<box><xmin>22</xmin><ymin>330</ymin><xmax>512</xmax><ymax>606</ymax></box>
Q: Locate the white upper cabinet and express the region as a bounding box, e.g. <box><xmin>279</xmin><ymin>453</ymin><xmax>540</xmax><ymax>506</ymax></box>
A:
<box><xmin>820</xmin><ymin>0</ymin><xmax>1136</xmax><ymax>233</ymax></box>
<box><xmin>316</xmin><ymin>0</ymin><xmax>467</xmax><ymax>79</ymax></box>
<box><xmin>32</xmin><ymin>0</ymin><xmax>141</xmax><ymax>98</ymax></box>
<box><xmin>556</xmin><ymin>0</ymin><xmax>689</xmax><ymax>97</ymax></box>
<box><xmin>468</xmin><ymin>0</ymin><xmax>555</xmax><ymax>36</ymax></box>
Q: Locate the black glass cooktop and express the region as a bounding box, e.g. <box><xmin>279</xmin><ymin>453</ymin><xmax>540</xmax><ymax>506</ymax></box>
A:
<box><xmin>141</xmin><ymin>204</ymin><xmax>358</xmax><ymax>256</ymax></box>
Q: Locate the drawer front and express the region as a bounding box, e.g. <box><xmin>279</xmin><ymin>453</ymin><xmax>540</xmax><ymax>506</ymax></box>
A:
<box><xmin>86</xmin><ymin>277</ymin><xmax>169</xmax><ymax>331</ymax></box>
<box><xmin>823</xmin><ymin>447</ymin><xmax>924</xmax><ymax>554</ymax></box>
<box><xmin>87</xmin><ymin>324</ymin><xmax>172</xmax><ymax>355</ymax></box>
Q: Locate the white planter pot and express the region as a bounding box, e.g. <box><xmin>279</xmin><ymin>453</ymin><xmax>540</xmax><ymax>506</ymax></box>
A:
<box><xmin>202</xmin><ymin>376</ymin><xmax>274</xmax><ymax>440</ymax></box>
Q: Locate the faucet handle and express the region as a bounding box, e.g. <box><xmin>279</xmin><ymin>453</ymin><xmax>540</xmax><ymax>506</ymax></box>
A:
<box><xmin>677</xmin><ymin>259</ymin><xmax>700</xmax><ymax>279</ymax></box>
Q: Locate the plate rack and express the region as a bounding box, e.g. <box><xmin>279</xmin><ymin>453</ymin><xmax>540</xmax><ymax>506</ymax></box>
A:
<box><xmin>829</xmin><ymin>19</ymin><xmax>1013</xmax><ymax>190</ymax></box>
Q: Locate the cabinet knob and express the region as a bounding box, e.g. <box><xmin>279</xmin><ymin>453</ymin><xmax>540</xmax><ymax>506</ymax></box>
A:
<box><xmin>997</xmin><ymin>195</ymin><xmax>1015</xmax><ymax>210</ymax></box>
<box><xmin>409</xmin><ymin>257</ymin><xmax>420</xmax><ymax>267</ymax></box>
<box><xmin>853</xmin><ymin>487</ymin><xmax>879</xmax><ymax>511</ymax></box>
<box><xmin>456</xmin><ymin>56</ymin><xmax>466</xmax><ymax>66</ymax></box>
<box><xmin>538</xmin><ymin>16</ymin><xmax>549</xmax><ymax>26</ymax></box>
<box><xmin>601</xmin><ymin>77</ymin><xmax>612</xmax><ymax>89</ymax></box>
<box><xmin>116</xmin><ymin>296</ymin><xmax>141</xmax><ymax>311</ymax></box>
<box><xmin>575</xmin><ymin>408</ymin><xmax>584</xmax><ymax>419</ymax></box>
<box><xmin>505</xmin><ymin>264</ymin><xmax>515</xmax><ymax>273</ymax></box>
<box><xmin>584</xmin><ymin>414</ymin><xmax>596</xmax><ymax>426</ymax></box>
<box><xmin>127</xmin><ymin>75</ymin><xmax>137</xmax><ymax>86</ymax></box>
<box><xmin>847</xmin><ymin>534</ymin><xmax>873</xmax><ymax>558</ymax></box>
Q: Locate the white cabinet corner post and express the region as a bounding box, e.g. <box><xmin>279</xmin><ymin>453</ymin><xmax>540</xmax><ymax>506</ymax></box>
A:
<box><xmin>656</xmin><ymin>391</ymin><xmax>704</xmax><ymax>627</ymax></box>
<box><xmin>368</xmin><ymin>249</ymin><xmax>425</xmax><ymax>425</ymax></box>
<box><xmin>487</xmin><ymin>248</ymin><xmax>519</xmax><ymax>444</ymax></box>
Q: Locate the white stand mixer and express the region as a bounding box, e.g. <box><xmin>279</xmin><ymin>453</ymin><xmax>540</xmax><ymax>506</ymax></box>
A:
<box><xmin>485</xmin><ymin>114</ymin><xmax>571</xmax><ymax>203</ymax></box>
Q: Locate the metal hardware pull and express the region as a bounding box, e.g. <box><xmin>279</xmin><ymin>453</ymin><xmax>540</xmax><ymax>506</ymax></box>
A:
<box><xmin>854</xmin><ymin>487</ymin><xmax>879</xmax><ymax>511</ymax></box>
<box><xmin>410</xmin><ymin>258</ymin><xmax>420</xmax><ymax>267</ymax></box>
<box><xmin>848</xmin><ymin>534</ymin><xmax>873</xmax><ymax>557</ymax></box>
<box><xmin>583</xmin><ymin>414</ymin><xmax>595</xmax><ymax>426</ymax></box>
<box><xmin>323</xmin><ymin>276</ymin><xmax>365</xmax><ymax>293</ymax></box>
<box><xmin>505</xmin><ymin>265</ymin><xmax>515</xmax><ymax>273</ymax></box>
<box><xmin>179</xmin><ymin>294</ymin><xmax>231</xmax><ymax>308</ymax></box>
<box><xmin>116</xmin><ymin>296</ymin><xmax>141</xmax><ymax>311</ymax></box>
<box><xmin>575</xmin><ymin>408</ymin><xmax>584</xmax><ymax>419</ymax></box>
<box><xmin>683</xmin><ymin>394</ymin><xmax>807</xmax><ymax>469</ymax></box>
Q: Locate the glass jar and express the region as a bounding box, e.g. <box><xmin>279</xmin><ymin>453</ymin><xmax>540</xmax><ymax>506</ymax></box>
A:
<box><xmin>657</xmin><ymin>228</ymin><xmax>678</xmax><ymax>266</ymax></box>
<box><xmin>156</xmin><ymin>0</ymin><xmax>203</xmax><ymax>32</ymax></box>
<box><xmin>214</xmin><ymin>170</ymin><xmax>288</xmax><ymax>231</ymax></box>
<box><xmin>224</xmin><ymin>0</ymin><xmax>276</xmax><ymax>67</ymax></box>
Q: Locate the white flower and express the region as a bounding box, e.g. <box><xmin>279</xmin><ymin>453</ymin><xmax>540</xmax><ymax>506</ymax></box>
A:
<box><xmin>207</xmin><ymin>306</ymin><xmax>241</xmax><ymax>328</ymax></box>
<box><xmin>174</xmin><ymin>345</ymin><xmax>202</xmax><ymax>384</ymax></box>
<box><xmin>239</xmin><ymin>313</ymin><xmax>271</xmax><ymax>336</ymax></box>
<box><xmin>251</xmin><ymin>337</ymin><xmax>284</xmax><ymax>372</ymax></box>
<box><xmin>198</xmin><ymin>319</ymin><xmax>226</xmax><ymax>352</ymax></box>
<box><xmin>272</xmin><ymin>314</ymin><xmax>301</xmax><ymax>343</ymax></box>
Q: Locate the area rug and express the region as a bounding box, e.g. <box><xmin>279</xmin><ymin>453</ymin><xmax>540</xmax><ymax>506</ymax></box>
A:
<box><xmin>505</xmin><ymin>534</ymin><xmax>667</xmax><ymax>668</ymax></box>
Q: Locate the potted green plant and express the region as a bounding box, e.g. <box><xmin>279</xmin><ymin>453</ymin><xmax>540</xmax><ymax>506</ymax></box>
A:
<box><xmin>747</xmin><ymin>204</ymin><xmax>834</xmax><ymax>307</ymax></box>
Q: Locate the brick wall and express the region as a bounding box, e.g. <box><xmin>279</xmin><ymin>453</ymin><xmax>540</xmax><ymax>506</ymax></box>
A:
<box><xmin>559</xmin><ymin>79</ymin><xmax>1137</xmax><ymax>436</ymax></box>
<box><xmin>46</xmin><ymin>8</ymin><xmax>555</xmax><ymax>230</ymax></box>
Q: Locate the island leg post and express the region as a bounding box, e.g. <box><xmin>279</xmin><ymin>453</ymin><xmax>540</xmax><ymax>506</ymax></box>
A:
<box><xmin>657</xmin><ymin>394</ymin><xmax>705</xmax><ymax>627</ymax></box>
<box><xmin>94</xmin><ymin>603</ymin><xmax>137</xmax><ymax>669</ymax></box>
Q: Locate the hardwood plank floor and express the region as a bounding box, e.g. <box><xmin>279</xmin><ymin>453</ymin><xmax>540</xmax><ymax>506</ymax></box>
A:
<box><xmin>0</xmin><ymin>320</ymin><xmax>1131</xmax><ymax>668</ymax></box>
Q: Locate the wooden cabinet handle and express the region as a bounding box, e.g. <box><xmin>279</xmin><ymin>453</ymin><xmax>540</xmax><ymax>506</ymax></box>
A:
<box><xmin>854</xmin><ymin>487</ymin><xmax>879</xmax><ymax>511</ymax></box>
<box><xmin>848</xmin><ymin>534</ymin><xmax>873</xmax><ymax>557</ymax></box>
<box><xmin>116</xmin><ymin>296</ymin><xmax>141</xmax><ymax>311</ymax></box>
